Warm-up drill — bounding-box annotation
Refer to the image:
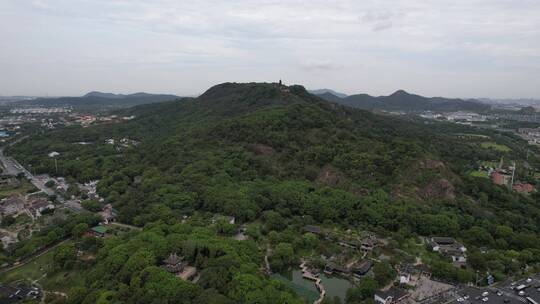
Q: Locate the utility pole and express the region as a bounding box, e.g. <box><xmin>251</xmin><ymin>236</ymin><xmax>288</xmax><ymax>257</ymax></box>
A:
<box><xmin>510</xmin><ymin>161</ymin><xmax>516</xmax><ymax>188</ymax></box>
<box><xmin>54</xmin><ymin>157</ymin><xmax>58</xmax><ymax>173</ymax></box>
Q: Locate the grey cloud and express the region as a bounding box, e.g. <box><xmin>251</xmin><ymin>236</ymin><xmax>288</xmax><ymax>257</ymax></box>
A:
<box><xmin>300</xmin><ymin>61</ymin><xmax>343</xmax><ymax>71</ymax></box>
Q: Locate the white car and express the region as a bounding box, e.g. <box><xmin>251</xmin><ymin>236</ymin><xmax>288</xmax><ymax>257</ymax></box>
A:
<box><xmin>482</xmin><ymin>297</ymin><xmax>489</xmax><ymax>302</ymax></box>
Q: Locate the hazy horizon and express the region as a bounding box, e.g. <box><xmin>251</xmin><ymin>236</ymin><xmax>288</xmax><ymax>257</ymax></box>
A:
<box><xmin>1</xmin><ymin>1</ymin><xmax>539</xmax><ymax>99</ymax></box>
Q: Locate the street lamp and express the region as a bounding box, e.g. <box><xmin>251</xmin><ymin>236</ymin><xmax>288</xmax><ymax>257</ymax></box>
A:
<box><xmin>48</xmin><ymin>151</ymin><xmax>60</xmax><ymax>173</ymax></box>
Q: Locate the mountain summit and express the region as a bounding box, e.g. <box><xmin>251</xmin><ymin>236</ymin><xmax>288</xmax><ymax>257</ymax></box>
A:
<box><xmin>316</xmin><ymin>89</ymin><xmax>489</xmax><ymax>112</ymax></box>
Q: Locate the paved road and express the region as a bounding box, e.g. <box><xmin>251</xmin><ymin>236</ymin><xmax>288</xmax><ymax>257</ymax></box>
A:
<box><xmin>0</xmin><ymin>148</ymin><xmax>55</xmax><ymax>197</ymax></box>
<box><xmin>109</xmin><ymin>222</ymin><xmax>142</xmax><ymax>231</ymax></box>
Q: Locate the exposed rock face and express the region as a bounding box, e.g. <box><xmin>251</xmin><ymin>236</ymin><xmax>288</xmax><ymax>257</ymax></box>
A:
<box><xmin>247</xmin><ymin>143</ymin><xmax>275</xmax><ymax>156</ymax></box>
<box><xmin>391</xmin><ymin>159</ymin><xmax>460</xmax><ymax>201</ymax></box>
<box><xmin>422</xmin><ymin>178</ymin><xmax>456</xmax><ymax>200</ymax></box>
<box><xmin>316</xmin><ymin>165</ymin><xmax>345</xmax><ymax>187</ymax></box>
<box><xmin>421</xmin><ymin>159</ymin><xmax>445</xmax><ymax>169</ymax></box>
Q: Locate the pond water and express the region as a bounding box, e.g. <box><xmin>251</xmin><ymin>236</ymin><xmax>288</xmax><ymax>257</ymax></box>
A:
<box><xmin>272</xmin><ymin>269</ymin><xmax>354</xmax><ymax>303</ymax></box>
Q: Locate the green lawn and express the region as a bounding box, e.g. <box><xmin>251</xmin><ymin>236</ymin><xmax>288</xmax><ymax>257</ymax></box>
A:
<box><xmin>469</xmin><ymin>170</ymin><xmax>488</xmax><ymax>179</ymax></box>
<box><xmin>480</xmin><ymin>142</ymin><xmax>511</xmax><ymax>152</ymax></box>
<box><xmin>0</xmin><ymin>241</ymin><xmax>84</xmax><ymax>292</ymax></box>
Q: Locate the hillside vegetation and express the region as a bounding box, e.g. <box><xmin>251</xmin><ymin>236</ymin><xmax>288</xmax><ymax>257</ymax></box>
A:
<box><xmin>6</xmin><ymin>82</ymin><xmax>540</xmax><ymax>303</ymax></box>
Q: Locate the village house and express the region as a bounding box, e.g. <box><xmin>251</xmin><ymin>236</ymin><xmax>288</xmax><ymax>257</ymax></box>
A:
<box><xmin>353</xmin><ymin>260</ymin><xmax>373</xmax><ymax>277</ymax></box>
<box><xmin>79</xmin><ymin>180</ymin><xmax>99</xmax><ymax>199</ymax></box>
<box><xmin>163</xmin><ymin>253</ymin><xmax>187</xmax><ymax>274</ymax></box>
<box><xmin>374</xmin><ymin>287</ymin><xmax>410</xmax><ymax>304</ymax></box>
<box><xmin>491</xmin><ymin>171</ymin><xmax>512</xmax><ymax>186</ymax></box>
<box><xmin>0</xmin><ymin>176</ymin><xmax>20</xmax><ymax>189</ymax></box>
<box><xmin>361</xmin><ymin>236</ymin><xmax>378</xmax><ymax>251</ymax></box>
<box><xmin>399</xmin><ymin>271</ymin><xmax>411</xmax><ymax>284</ymax></box>
<box><xmin>303</xmin><ymin>225</ymin><xmax>324</xmax><ymax>236</ymax></box>
<box><xmin>99</xmin><ymin>204</ymin><xmax>117</xmax><ymax>224</ymax></box>
<box><xmin>429</xmin><ymin>237</ymin><xmax>467</xmax><ymax>264</ymax></box>
<box><xmin>87</xmin><ymin>226</ymin><xmax>108</xmax><ymax>238</ymax></box>
<box><xmin>24</xmin><ymin>198</ymin><xmax>54</xmax><ymax>219</ymax></box>
<box><xmin>324</xmin><ymin>262</ymin><xmax>351</xmax><ymax>275</ymax></box>
<box><xmin>513</xmin><ymin>182</ymin><xmax>535</xmax><ymax>194</ymax></box>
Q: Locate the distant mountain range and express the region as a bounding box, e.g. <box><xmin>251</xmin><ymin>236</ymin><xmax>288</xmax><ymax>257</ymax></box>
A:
<box><xmin>308</xmin><ymin>89</ymin><xmax>348</xmax><ymax>98</ymax></box>
<box><xmin>314</xmin><ymin>90</ymin><xmax>490</xmax><ymax>113</ymax></box>
<box><xmin>18</xmin><ymin>91</ymin><xmax>180</xmax><ymax>109</ymax></box>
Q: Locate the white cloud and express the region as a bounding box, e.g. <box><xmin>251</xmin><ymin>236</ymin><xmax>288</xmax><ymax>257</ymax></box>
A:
<box><xmin>0</xmin><ymin>0</ymin><xmax>539</xmax><ymax>98</ymax></box>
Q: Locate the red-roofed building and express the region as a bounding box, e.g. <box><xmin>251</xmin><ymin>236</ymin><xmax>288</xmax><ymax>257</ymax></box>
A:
<box><xmin>491</xmin><ymin>171</ymin><xmax>511</xmax><ymax>186</ymax></box>
<box><xmin>513</xmin><ymin>183</ymin><xmax>535</xmax><ymax>194</ymax></box>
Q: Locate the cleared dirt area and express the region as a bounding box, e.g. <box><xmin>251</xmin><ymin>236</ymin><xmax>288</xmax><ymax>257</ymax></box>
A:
<box><xmin>409</xmin><ymin>276</ymin><xmax>454</xmax><ymax>301</ymax></box>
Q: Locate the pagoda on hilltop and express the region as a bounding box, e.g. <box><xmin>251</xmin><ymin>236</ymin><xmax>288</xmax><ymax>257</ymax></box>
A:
<box><xmin>163</xmin><ymin>253</ymin><xmax>187</xmax><ymax>273</ymax></box>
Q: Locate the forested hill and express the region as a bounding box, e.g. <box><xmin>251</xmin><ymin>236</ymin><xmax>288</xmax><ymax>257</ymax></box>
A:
<box><xmin>6</xmin><ymin>82</ymin><xmax>540</xmax><ymax>302</ymax></box>
<box><xmin>317</xmin><ymin>89</ymin><xmax>490</xmax><ymax>112</ymax></box>
<box><xmin>18</xmin><ymin>91</ymin><xmax>180</xmax><ymax>110</ymax></box>
<box><xmin>8</xmin><ymin>82</ymin><xmax>540</xmax><ymax>242</ymax></box>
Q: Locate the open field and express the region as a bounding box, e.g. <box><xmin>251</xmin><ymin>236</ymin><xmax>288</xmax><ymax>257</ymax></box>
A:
<box><xmin>0</xmin><ymin>241</ymin><xmax>84</xmax><ymax>292</ymax></box>
<box><xmin>480</xmin><ymin>142</ymin><xmax>511</xmax><ymax>152</ymax></box>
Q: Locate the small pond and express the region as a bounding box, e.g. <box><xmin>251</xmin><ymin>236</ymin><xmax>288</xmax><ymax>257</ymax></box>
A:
<box><xmin>272</xmin><ymin>269</ymin><xmax>354</xmax><ymax>303</ymax></box>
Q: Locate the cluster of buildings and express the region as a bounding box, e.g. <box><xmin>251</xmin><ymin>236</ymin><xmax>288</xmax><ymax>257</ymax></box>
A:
<box><xmin>375</xmin><ymin>287</ymin><xmax>410</xmax><ymax>304</ymax></box>
<box><xmin>498</xmin><ymin>113</ymin><xmax>540</xmax><ymax>123</ymax></box>
<box><xmin>86</xmin><ymin>225</ymin><xmax>109</xmax><ymax>238</ymax></box>
<box><xmin>446</xmin><ymin>112</ymin><xmax>488</xmax><ymax>123</ymax></box>
<box><xmin>474</xmin><ymin>160</ymin><xmax>536</xmax><ymax>194</ymax></box>
<box><xmin>304</xmin><ymin>225</ymin><xmax>378</xmax><ymax>252</ymax></box>
<box><xmin>420</xmin><ymin>111</ymin><xmax>487</xmax><ymax>124</ymax></box>
<box><xmin>79</xmin><ymin>180</ymin><xmax>100</xmax><ymax>200</ymax></box>
<box><xmin>74</xmin><ymin>115</ymin><xmax>96</xmax><ymax>126</ymax></box>
<box><xmin>0</xmin><ymin>195</ymin><xmax>54</xmax><ymax>221</ymax></box>
<box><xmin>69</xmin><ymin>114</ymin><xmax>134</xmax><ymax>127</ymax></box>
<box><xmin>303</xmin><ymin>225</ymin><xmax>379</xmax><ymax>278</ymax></box>
<box><xmin>518</xmin><ymin>128</ymin><xmax>540</xmax><ymax>145</ymax></box>
<box><xmin>429</xmin><ymin>237</ymin><xmax>467</xmax><ymax>266</ymax></box>
<box><xmin>9</xmin><ymin>107</ymin><xmax>70</xmax><ymax>114</ymax></box>
<box><xmin>490</xmin><ymin>168</ymin><xmax>536</xmax><ymax>194</ymax></box>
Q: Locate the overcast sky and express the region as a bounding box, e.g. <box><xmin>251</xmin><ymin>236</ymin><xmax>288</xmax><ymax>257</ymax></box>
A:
<box><xmin>1</xmin><ymin>0</ymin><xmax>539</xmax><ymax>98</ymax></box>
